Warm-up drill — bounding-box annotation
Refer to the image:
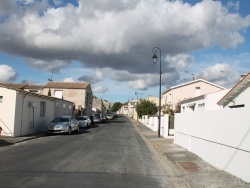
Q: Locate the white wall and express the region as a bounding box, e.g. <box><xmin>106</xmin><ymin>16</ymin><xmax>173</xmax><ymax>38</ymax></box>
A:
<box><xmin>15</xmin><ymin>93</ymin><xmax>55</xmax><ymax>137</ymax></box>
<box><xmin>140</xmin><ymin>115</ymin><xmax>169</xmax><ymax>138</ymax></box>
<box><xmin>175</xmin><ymin>107</ymin><xmax>250</xmax><ymax>182</ymax></box>
<box><xmin>205</xmin><ymin>89</ymin><xmax>230</xmax><ymax>110</ymax></box>
<box><xmin>0</xmin><ymin>88</ymin><xmax>16</xmax><ymax>136</ymax></box>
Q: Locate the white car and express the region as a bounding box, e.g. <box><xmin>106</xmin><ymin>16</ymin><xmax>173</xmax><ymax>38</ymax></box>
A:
<box><xmin>106</xmin><ymin>113</ymin><xmax>113</xmax><ymax>120</ymax></box>
<box><xmin>47</xmin><ymin>116</ymin><xmax>79</xmax><ymax>134</ymax></box>
<box><xmin>76</xmin><ymin>116</ymin><xmax>91</xmax><ymax>128</ymax></box>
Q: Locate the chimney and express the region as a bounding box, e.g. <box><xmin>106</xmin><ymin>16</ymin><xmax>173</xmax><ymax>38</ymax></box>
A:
<box><xmin>240</xmin><ymin>74</ymin><xmax>246</xmax><ymax>81</ymax></box>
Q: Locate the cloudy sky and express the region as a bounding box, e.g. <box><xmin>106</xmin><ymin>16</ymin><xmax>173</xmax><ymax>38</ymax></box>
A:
<box><xmin>0</xmin><ymin>0</ymin><xmax>250</xmax><ymax>103</ymax></box>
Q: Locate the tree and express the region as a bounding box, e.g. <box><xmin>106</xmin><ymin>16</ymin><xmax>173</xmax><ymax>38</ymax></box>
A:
<box><xmin>48</xmin><ymin>88</ymin><xmax>51</xmax><ymax>96</ymax></box>
<box><xmin>135</xmin><ymin>99</ymin><xmax>158</xmax><ymax>119</ymax></box>
<box><xmin>111</xmin><ymin>102</ymin><xmax>123</xmax><ymax>112</ymax></box>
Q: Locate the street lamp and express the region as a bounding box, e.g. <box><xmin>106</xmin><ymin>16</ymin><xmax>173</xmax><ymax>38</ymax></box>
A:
<box><xmin>152</xmin><ymin>47</ymin><xmax>162</xmax><ymax>137</ymax></box>
<box><xmin>32</xmin><ymin>102</ymin><xmax>35</xmax><ymax>135</ymax></box>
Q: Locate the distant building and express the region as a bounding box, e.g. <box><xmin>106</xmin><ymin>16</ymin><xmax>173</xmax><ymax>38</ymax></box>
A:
<box><xmin>43</xmin><ymin>82</ymin><xmax>93</xmax><ymax>117</ymax></box>
<box><xmin>162</xmin><ymin>79</ymin><xmax>225</xmax><ymax>110</ymax></box>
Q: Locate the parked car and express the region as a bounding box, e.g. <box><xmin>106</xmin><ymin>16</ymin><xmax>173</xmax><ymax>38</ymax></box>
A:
<box><xmin>106</xmin><ymin>113</ymin><xmax>113</xmax><ymax>120</ymax></box>
<box><xmin>92</xmin><ymin>113</ymin><xmax>102</xmax><ymax>124</ymax></box>
<box><xmin>47</xmin><ymin>116</ymin><xmax>79</xmax><ymax>135</ymax></box>
<box><xmin>112</xmin><ymin>111</ymin><xmax>117</xmax><ymax>117</ymax></box>
<box><xmin>76</xmin><ymin>116</ymin><xmax>91</xmax><ymax>128</ymax></box>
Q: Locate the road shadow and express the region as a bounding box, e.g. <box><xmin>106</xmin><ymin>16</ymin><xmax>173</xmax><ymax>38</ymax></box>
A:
<box><xmin>0</xmin><ymin>139</ymin><xmax>14</xmax><ymax>147</ymax></box>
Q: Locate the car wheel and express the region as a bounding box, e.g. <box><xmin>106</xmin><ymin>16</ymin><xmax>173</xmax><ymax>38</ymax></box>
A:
<box><xmin>68</xmin><ymin>127</ymin><xmax>72</xmax><ymax>135</ymax></box>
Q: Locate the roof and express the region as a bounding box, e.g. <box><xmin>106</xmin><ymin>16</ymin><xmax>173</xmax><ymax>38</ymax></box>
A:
<box><xmin>0</xmin><ymin>83</ymin><xmax>29</xmax><ymax>89</ymax></box>
<box><xmin>162</xmin><ymin>79</ymin><xmax>225</xmax><ymax>94</ymax></box>
<box><xmin>179</xmin><ymin>95</ymin><xmax>205</xmax><ymax>105</ymax></box>
<box><xmin>0</xmin><ymin>85</ymin><xmax>74</xmax><ymax>104</ymax></box>
<box><xmin>0</xmin><ymin>83</ymin><xmax>44</xmax><ymax>90</ymax></box>
<box><xmin>44</xmin><ymin>82</ymin><xmax>90</xmax><ymax>89</ymax></box>
<box><xmin>217</xmin><ymin>72</ymin><xmax>250</xmax><ymax>107</ymax></box>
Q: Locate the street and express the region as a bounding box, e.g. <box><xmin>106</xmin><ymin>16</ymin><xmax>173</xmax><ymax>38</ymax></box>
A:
<box><xmin>0</xmin><ymin>115</ymin><xmax>189</xmax><ymax>188</ymax></box>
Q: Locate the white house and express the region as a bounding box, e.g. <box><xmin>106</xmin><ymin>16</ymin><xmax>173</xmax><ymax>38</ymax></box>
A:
<box><xmin>0</xmin><ymin>85</ymin><xmax>74</xmax><ymax>137</ymax></box>
<box><xmin>218</xmin><ymin>72</ymin><xmax>250</xmax><ymax>108</ymax></box>
<box><xmin>180</xmin><ymin>89</ymin><xmax>230</xmax><ymax>113</ymax></box>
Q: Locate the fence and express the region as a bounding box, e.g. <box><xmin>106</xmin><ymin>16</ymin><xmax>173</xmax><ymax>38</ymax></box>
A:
<box><xmin>140</xmin><ymin>115</ymin><xmax>170</xmax><ymax>138</ymax></box>
<box><xmin>174</xmin><ymin>107</ymin><xmax>250</xmax><ymax>182</ymax></box>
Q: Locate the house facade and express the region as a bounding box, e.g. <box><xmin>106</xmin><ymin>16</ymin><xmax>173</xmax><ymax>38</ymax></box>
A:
<box><xmin>162</xmin><ymin>79</ymin><xmax>225</xmax><ymax>110</ymax></box>
<box><xmin>92</xmin><ymin>98</ymin><xmax>105</xmax><ymax>116</ymax></box>
<box><xmin>180</xmin><ymin>89</ymin><xmax>230</xmax><ymax>113</ymax></box>
<box><xmin>0</xmin><ymin>85</ymin><xmax>74</xmax><ymax>137</ymax></box>
<box><xmin>218</xmin><ymin>72</ymin><xmax>250</xmax><ymax>108</ymax></box>
<box><xmin>43</xmin><ymin>82</ymin><xmax>93</xmax><ymax>117</ymax></box>
<box><xmin>118</xmin><ymin>104</ymin><xmax>128</xmax><ymax>115</ymax></box>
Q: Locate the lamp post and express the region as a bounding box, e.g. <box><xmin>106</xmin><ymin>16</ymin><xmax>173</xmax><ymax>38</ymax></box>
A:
<box><xmin>152</xmin><ymin>47</ymin><xmax>162</xmax><ymax>138</ymax></box>
<box><xmin>32</xmin><ymin>102</ymin><xmax>35</xmax><ymax>135</ymax></box>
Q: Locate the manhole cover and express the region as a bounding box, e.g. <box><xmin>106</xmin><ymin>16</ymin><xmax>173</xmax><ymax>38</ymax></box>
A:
<box><xmin>176</xmin><ymin>161</ymin><xmax>198</xmax><ymax>172</ymax></box>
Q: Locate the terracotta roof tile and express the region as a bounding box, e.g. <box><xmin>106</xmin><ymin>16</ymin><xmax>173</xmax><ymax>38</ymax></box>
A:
<box><xmin>0</xmin><ymin>83</ymin><xmax>28</xmax><ymax>89</ymax></box>
<box><xmin>44</xmin><ymin>82</ymin><xmax>90</xmax><ymax>89</ymax></box>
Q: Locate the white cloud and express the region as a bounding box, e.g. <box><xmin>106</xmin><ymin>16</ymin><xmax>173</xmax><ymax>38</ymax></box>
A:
<box><xmin>203</xmin><ymin>63</ymin><xmax>240</xmax><ymax>88</ymax></box>
<box><xmin>0</xmin><ymin>0</ymin><xmax>249</xmax><ymax>90</ymax></box>
<box><xmin>26</xmin><ymin>59</ymin><xmax>71</xmax><ymax>72</ymax></box>
<box><xmin>63</xmin><ymin>77</ymin><xmax>75</xmax><ymax>82</ymax></box>
<box><xmin>78</xmin><ymin>70</ymin><xmax>103</xmax><ymax>84</ymax></box>
<box><xmin>0</xmin><ymin>65</ymin><xmax>18</xmax><ymax>82</ymax></box>
<box><xmin>92</xmin><ymin>86</ymin><xmax>109</xmax><ymax>93</ymax></box>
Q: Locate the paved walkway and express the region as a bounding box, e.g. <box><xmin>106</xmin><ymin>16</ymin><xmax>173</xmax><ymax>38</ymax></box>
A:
<box><xmin>130</xmin><ymin>118</ymin><xmax>250</xmax><ymax>188</ymax></box>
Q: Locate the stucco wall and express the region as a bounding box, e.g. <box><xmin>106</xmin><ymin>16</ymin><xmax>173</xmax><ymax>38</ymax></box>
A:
<box><xmin>15</xmin><ymin>93</ymin><xmax>54</xmax><ymax>137</ymax></box>
<box><xmin>140</xmin><ymin>115</ymin><xmax>169</xmax><ymax>138</ymax></box>
<box><xmin>0</xmin><ymin>88</ymin><xmax>17</xmax><ymax>136</ymax></box>
<box><xmin>175</xmin><ymin>107</ymin><xmax>250</xmax><ymax>182</ymax></box>
<box><xmin>54</xmin><ymin>99</ymin><xmax>74</xmax><ymax>118</ymax></box>
<box><xmin>44</xmin><ymin>86</ymin><xmax>92</xmax><ymax>117</ymax></box>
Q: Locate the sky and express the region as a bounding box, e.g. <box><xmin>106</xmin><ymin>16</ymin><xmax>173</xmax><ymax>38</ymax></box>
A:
<box><xmin>0</xmin><ymin>0</ymin><xmax>250</xmax><ymax>104</ymax></box>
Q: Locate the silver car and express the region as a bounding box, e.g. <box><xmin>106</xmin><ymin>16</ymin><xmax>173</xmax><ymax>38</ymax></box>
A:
<box><xmin>47</xmin><ymin>116</ymin><xmax>79</xmax><ymax>134</ymax></box>
<box><xmin>76</xmin><ymin>116</ymin><xmax>91</xmax><ymax>128</ymax></box>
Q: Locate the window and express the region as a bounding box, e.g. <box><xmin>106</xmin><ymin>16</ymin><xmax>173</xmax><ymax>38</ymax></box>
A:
<box><xmin>0</xmin><ymin>96</ymin><xmax>3</xmax><ymax>103</ymax></box>
<box><xmin>40</xmin><ymin>101</ymin><xmax>46</xmax><ymax>117</ymax></box>
<box><xmin>198</xmin><ymin>103</ymin><xmax>205</xmax><ymax>111</ymax></box>
<box><xmin>195</xmin><ymin>87</ymin><xmax>201</xmax><ymax>96</ymax></box>
<box><xmin>54</xmin><ymin>90</ymin><xmax>63</xmax><ymax>99</ymax></box>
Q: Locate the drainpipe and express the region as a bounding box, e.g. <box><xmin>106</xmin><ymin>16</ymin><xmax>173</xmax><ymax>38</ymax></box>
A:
<box><xmin>20</xmin><ymin>93</ymin><xmax>27</xmax><ymax>136</ymax></box>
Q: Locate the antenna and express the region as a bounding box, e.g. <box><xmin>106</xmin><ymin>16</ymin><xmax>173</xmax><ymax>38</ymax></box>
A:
<box><xmin>48</xmin><ymin>69</ymin><xmax>59</xmax><ymax>82</ymax></box>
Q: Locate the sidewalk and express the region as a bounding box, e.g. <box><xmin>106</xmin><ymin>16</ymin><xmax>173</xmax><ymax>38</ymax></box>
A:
<box><xmin>0</xmin><ymin>132</ymin><xmax>46</xmax><ymax>147</ymax></box>
<box><xmin>131</xmin><ymin>118</ymin><xmax>250</xmax><ymax>188</ymax></box>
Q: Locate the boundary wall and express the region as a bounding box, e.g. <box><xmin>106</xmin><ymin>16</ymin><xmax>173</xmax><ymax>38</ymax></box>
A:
<box><xmin>140</xmin><ymin>115</ymin><xmax>169</xmax><ymax>138</ymax></box>
<box><xmin>174</xmin><ymin>107</ymin><xmax>250</xmax><ymax>182</ymax></box>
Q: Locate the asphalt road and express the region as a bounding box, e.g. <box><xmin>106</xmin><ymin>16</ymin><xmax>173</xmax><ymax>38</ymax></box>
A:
<box><xmin>0</xmin><ymin>115</ymin><xmax>187</xmax><ymax>188</ymax></box>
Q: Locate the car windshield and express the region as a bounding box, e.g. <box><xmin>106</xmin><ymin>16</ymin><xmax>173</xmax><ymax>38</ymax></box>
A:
<box><xmin>52</xmin><ymin>117</ymin><xmax>69</xmax><ymax>122</ymax></box>
<box><xmin>76</xmin><ymin>117</ymin><xmax>87</xmax><ymax>120</ymax></box>
<box><xmin>93</xmin><ymin>114</ymin><xmax>101</xmax><ymax>117</ymax></box>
